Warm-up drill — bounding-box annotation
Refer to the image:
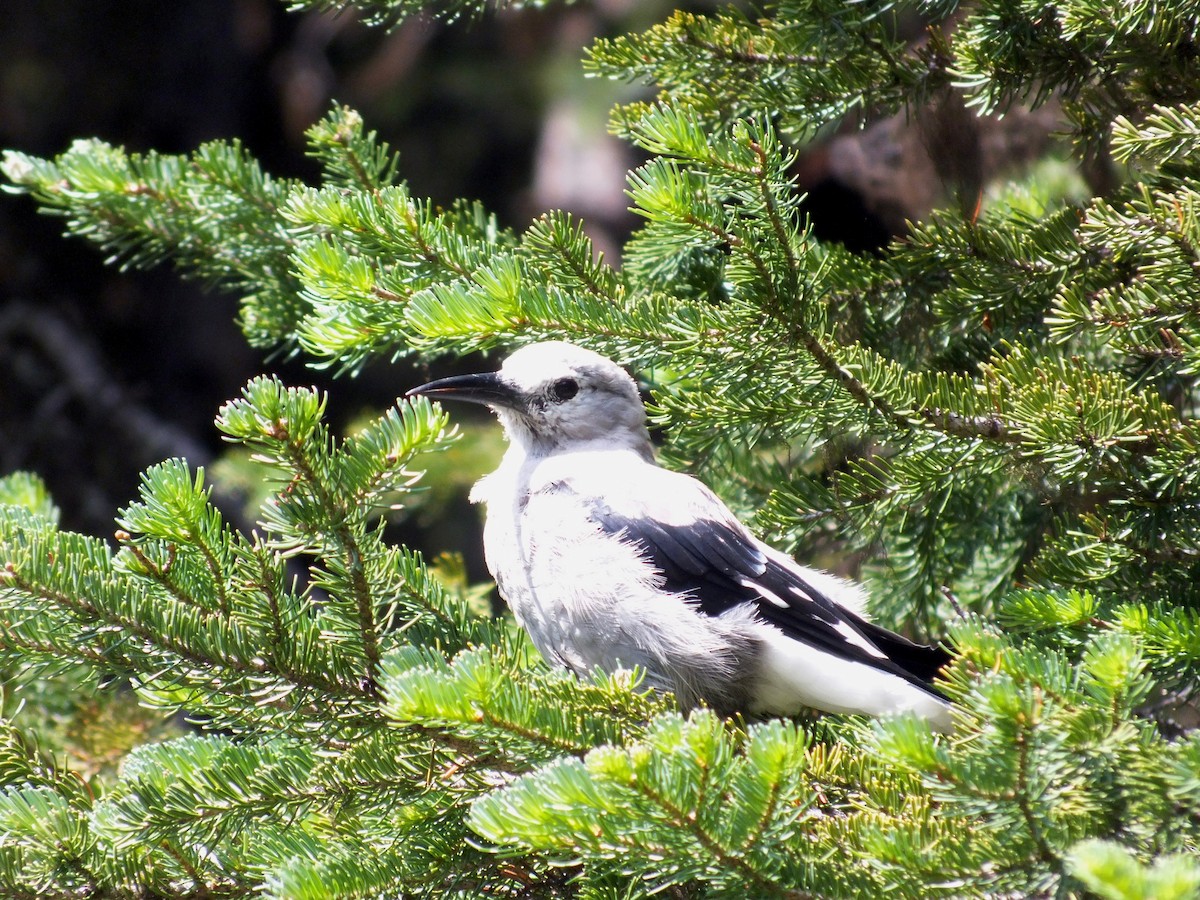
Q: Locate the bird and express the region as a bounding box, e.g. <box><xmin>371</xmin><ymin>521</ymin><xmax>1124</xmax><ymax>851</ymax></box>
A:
<box><xmin>406</xmin><ymin>341</ymin><xmax>953</xmax><ymax>731</ymax></box>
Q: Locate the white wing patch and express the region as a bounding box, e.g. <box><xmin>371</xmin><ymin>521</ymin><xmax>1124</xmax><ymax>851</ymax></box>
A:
<box><xmin>833</xmin><ymin>619</ymin><xmax>887</xmax><ymax>659</ymax></box>
<box><xmin>740</xmin><ymin>576</ymin><xmax>789</xmax><ymax>609</ymax></box>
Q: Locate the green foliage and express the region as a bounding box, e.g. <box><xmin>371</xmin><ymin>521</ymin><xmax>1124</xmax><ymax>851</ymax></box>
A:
<box><xmin>591</xmin><ymin>5</ymin><xmax>937</xmax><ymax>138</ymax></box>
<box><xmin>952</xmin><ymin>0</ymin><xmax>1200</xmax><ymax>146</ymax></box>
<box><xmin>283</xmin><ymin>0</ymin><xmax>558</xmax><ymax>29</ymax></box>
<box><xmin>3</xmin><ymin>0</ymin><xmax>1200</xmax><ymax>897</ymax></box>
<box><xmin>1068</xmin><ymin>839</ymin><xmax>1200</xmax><ymax>900</ymax></box>
<box><xmin>876</xmin><ymin>614</ymin><xmax>1197</xmax><ymax>895</ymax></box>
<box><xmin>0</xmin><ymin>473</ymin><xmax>58</xmax><ymax>526</ymax></box>
<box><xmin>470</xmin><ymin>714</ymin><xmax>820</xmax><ymax>895</ymax></box>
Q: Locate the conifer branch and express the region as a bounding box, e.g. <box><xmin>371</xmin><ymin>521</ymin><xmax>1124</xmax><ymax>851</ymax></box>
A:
<box><xmin>117</xmin><ymin>534</ymin><xmax>221</xmax><ymax>618</ymax></box>
<box><xmin>1012</xmin><ymin>712</ymin><xmax>1057</xmax><ymax>865</ymax></box>
<box><xmin>629</xmin><ymin>777</ymin><xmax>812</xmax><ymax>900</ymax></box>
<box><xmin>2</xmin><ymin>568</ymin><xmax>247</xmax><ymax>682</ymax></box>
<box><xmin>749</xmin><ymin>138</ymin><xmax>801</xmax><ymax>289</ymax></box>
<box><xmin>334</xmin><ymin>138</ymin><xmax>382</xmax><ymax>196</ymax></box>
<box><xmin>195</xmin><ymin>538</ymin><xmax>231</xmax><ymax>615</ymax></box>
<box><xmin>680</xmin><ymin>33</ymin><xmax>823</xmax><ymax>68</ymax></box>
<box><xmin>157</xmin><ymin>841</ymin><xmax>216</xmax><ymax>899</ymax></box>
<box><xmin>274</xmin><ymin>422</ymin><xmax>383</xmax><ymax>692</ymax></box>
<box><xmin>476</xmin><ymin>710</ymin><xmax>594</xmax><ymax>756</ymax></box>
<box><xmin>917</xmin><ymin>407</ymin><xmax>1019</xmax><ymax>443</ymax></box>
<box><xmin>254</xmin><ymin>546</ymin><xmax>289</xmax><ymax>657</ymax></box>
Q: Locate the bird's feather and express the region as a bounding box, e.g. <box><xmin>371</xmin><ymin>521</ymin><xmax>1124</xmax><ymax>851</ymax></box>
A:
<box><xmin>589</xmin><ymin>497</ymin><xmax>949</xmax><ymax>700</ymax></box>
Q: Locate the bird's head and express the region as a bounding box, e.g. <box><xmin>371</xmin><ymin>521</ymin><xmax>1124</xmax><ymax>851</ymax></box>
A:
<box><xmin>406</xmin><ymin>341</ymin><xmax>652</xmax><ymax>457</ymax></box>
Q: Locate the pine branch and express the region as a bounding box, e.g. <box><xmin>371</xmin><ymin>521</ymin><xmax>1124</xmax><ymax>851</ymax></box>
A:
<box><xmin>283</xmin><ymin>0</ymin><xmax>518</xmax><ymax>28</ymax></box>
<box><xmin>1112</xmin><ymin>102</ymin><xmax>1200</xmax><ymax>165</ymax></box>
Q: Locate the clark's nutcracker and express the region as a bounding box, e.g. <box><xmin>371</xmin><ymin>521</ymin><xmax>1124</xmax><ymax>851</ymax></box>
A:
<box><xmin>408</xmin><ymin>342</ymin><xmax>952</xmax><ymax>730</ymax></box>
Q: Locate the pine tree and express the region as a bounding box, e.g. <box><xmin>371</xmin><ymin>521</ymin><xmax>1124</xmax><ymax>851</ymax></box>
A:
<box><xmin>2</xmin><ymin>0</ymin><xmax>1200</xmax><ymax>897</ymax></box>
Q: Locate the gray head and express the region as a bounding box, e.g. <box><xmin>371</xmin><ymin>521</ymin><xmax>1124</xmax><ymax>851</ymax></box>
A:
<box><xmin>407</xmin><ymin>341</ymin><xmax>652</xmax><ymax>457</ymax></box>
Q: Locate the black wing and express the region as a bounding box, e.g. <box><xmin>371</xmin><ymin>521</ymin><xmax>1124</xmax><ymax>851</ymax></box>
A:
<box><xmin>591</xmin><ymin>504</ymin><xmax>949</xmax><ymax>698</ymax></box>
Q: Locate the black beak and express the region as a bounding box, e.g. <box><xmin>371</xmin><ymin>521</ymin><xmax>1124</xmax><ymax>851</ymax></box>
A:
<box><xmin>405</xmin><ymin>371</ymin><xmax>518</xmax><ymax>408</ymax></box>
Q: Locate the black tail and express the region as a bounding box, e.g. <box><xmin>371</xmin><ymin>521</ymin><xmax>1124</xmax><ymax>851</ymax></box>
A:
<box><xmin>855</xmin><ymin>619</ymin><xmax>951</xmax><ymax>685</ymax></box>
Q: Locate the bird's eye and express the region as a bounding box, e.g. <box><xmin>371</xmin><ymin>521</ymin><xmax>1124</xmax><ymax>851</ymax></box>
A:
<box><xmin>550</xmin><ymin>377</ymin><xmax>579</xmax><ymax>402</ymax></box>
